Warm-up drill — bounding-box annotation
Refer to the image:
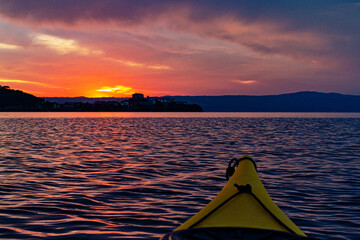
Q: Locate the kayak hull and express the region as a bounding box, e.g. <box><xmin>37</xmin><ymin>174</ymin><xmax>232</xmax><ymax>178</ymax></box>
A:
<box><xmin>161</xmin><ymin>155</ymin><xmax>316</xmax><ymax>239</ymax></box>
<box><xmin>161</xmin><ymin>227</ymin><xmax>314</xmax><ymax>240</ymax></box>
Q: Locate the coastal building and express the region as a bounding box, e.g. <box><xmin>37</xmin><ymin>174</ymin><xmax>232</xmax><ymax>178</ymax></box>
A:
<box><xmin>132</xmin><ymin>93</ymin><xmax>144</xmax><ymax>100</ymax></box>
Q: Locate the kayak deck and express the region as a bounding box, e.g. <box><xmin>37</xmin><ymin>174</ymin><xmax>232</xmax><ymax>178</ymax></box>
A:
<box><xmin>161</xmin><ymin>155</ymin><xmax>316</xmax><ymax>240</ymax></box>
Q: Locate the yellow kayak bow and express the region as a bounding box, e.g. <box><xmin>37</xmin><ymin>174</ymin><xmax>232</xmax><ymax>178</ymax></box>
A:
<box><xmin>161</xmin><ymin>155</ymin><xmax>316</xmax><ymax>240</ymax></box>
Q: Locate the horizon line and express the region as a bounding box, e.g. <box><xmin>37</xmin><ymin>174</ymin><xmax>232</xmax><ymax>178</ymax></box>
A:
<box><xmin>40</xmin><ymin>91</ymin><xmax>359</xmax><ymax>98</ymax></box>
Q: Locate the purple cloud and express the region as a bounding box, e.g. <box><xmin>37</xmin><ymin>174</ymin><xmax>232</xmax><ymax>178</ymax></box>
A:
<box><xmin>0</xmin><ymin>1</ymin><xmax>358</xmax><ymax>59</ymax></box>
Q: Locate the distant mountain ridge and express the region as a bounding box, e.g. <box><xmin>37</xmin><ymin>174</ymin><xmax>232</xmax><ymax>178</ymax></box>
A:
<box><xmin>45</xmin><ymin>91</ymin><xmax>360</xmax><ymax>112</ymax></box>
<box><xmin>173</xmin><ymin>91</ymin><xmax>360</xmax><ymax>112</ymax></box>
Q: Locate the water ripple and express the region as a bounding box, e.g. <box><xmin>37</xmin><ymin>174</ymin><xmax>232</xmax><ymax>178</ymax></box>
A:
<box><xmin>0</xmin><ymin>117</ymin><xmax>359</xmax><ymax>239</ymax></box>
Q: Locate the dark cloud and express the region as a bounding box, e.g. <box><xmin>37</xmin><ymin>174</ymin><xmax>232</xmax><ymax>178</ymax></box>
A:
<box><xmin>0</xmin><ymin>0</ymin><xmax>180</xmax><ymax>24</ymax></box>
<box><xmin>1</xmin><ymin>1</ymin><xmax>359</xmax><ymax>40</ymax></box>
<box><xmin>0</xmin><ymin>0</ymin><xmax>358</xmax><ymax>28</ymax></box>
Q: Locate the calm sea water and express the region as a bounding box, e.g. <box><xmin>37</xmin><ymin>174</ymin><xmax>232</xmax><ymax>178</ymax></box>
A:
<box><xmin>0</xmin><ymin>113</ymin><xmax>359</xmax><ymax>240</ymax></box>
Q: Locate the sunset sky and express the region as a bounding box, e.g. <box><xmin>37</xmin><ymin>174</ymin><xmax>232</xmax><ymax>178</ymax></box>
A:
<box><xmin>0</xmin><ymin>0</ymin><xmax>359</xmax><ymax>97</ymax></box>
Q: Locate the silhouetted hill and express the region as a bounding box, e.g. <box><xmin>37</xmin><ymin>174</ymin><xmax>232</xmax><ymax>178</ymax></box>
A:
<box><xmin>172</xmin><ymin>92</ymin><xmax>360</xmax><ymax>112</ymax></box>
<box><xmin>0</xmin><ymin>86</ymin><xmax>45</xmax><ymax>111</ymax></box>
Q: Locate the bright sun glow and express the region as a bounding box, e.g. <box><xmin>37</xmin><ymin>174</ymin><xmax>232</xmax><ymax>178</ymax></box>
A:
<box><xmin>95</xmin><ymin>85</ymin><xmax>136</xmax><ymax>97</ymax></box>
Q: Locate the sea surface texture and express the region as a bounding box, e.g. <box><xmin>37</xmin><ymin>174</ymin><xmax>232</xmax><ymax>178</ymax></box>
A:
<box><xmin>0</xmin><ymin>113</ymin><xmax>359</xmax><ymax>240</ymax></box>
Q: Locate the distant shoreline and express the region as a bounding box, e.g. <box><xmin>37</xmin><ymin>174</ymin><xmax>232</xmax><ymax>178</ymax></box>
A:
<box><xmin>0</xmin><ymin>87</ymin><xmax>202</xmax><ymax>112</ymax></box>
<box><xmin>2</xmin><ymin>85</ymin><xmax>360</xmax><ymax>112</ymax></box>
<box><xmin>44</xmin><ymin>91</ymin><xmax>360</xmax><ymax>112</ymax></box>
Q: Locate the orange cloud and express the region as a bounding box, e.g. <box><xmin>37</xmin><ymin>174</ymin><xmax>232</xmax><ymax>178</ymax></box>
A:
<box><xmin>0</xmin><ymin>78</ymin><xmax>62</xmax><ymax>88</ymax></box>
<box><xmin>233</xmin><ymin>80</ymin><xmax>257</xmax><ymax>84</ymax></box>
<box><xmin>105</xmin><ymin>57</ymin><xmax>171</xmax><ymax>70</ymax></box>
<box><xmin>147</xmin><ymin>64</ymin><xmax>171</xmax><ymax>70</ymax></box>
<box><xmin>0</xmin><ymin>42</ymin><xmax>21</xmax><ymax>50</ymax></box>
<box><xmin>105</xmin><ymin>58</ymin><xmax>144</xmax><ymax>68</ymax></box>
<box><xmin>32</xmin><ymin>33</ymin><xmax>103</xmax><ymax>55</ymax></box>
